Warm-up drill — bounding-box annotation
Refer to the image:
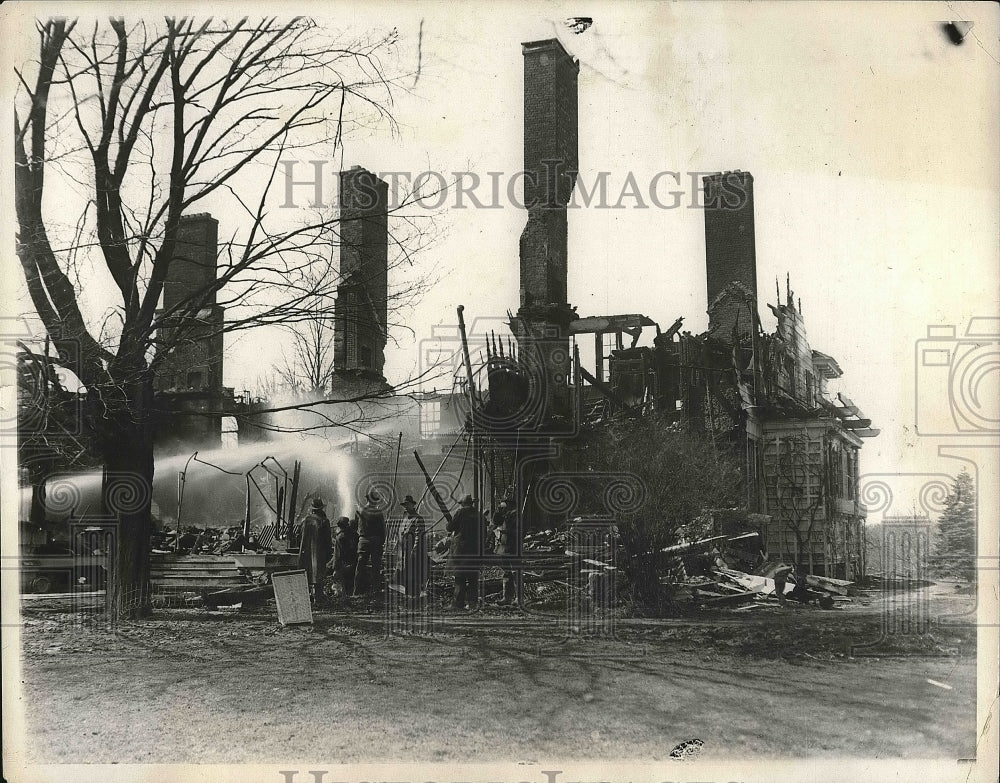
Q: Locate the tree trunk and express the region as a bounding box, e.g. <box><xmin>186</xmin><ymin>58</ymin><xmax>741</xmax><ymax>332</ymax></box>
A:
<box><xmin>102</xmin><ymin>368</ymin><xmax>156</xmax><ymax>621</ymax></box>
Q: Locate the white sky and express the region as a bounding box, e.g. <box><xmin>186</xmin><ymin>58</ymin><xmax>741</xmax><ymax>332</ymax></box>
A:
<box><xmin>4</xmin><ymin>1</ymin><xmax>999</xmax><ymax>511</ymax></box>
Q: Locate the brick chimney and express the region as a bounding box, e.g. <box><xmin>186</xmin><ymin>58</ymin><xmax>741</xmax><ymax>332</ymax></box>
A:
<box><xmin>156</xmin><ymin>213</ymin><xmax>224</xmax><ymax>393</ymax></box>
<box><xmin>511</xmin><ymin>40</ymin><xmax>581</xmax><ymax>532</ymax></box>
<box><xmin>703</xmin><ymin>170</ymin><xmax>758</xmax><ymax>342</ymax></box>
<box><xmin>519</xmin><ymin>38</ymin><xmax>578</xmax><ymax>309</ymax></box>
<box><xmin>335</xmin><ymin>166</ymin><xmax>389</xmax><ymax>380</ymax></box>
<box><xmin>154</xmin><ymin>212</ymin><xmax>226</xmax><ymax>451</ymax></box>
<box><xmin>164</xmin><ymin>213</ymin><xmax>219</xmax><ymax>310</ymax></box>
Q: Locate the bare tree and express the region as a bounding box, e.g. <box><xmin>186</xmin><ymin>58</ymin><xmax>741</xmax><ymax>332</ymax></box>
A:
<box><xmin>13</xmin><ymin>16</ymin><xmax>436</xmax><ymax>618</ymax></box>
<box><xmin>764</xmin><ymin>431</ymin><xmax>826</xmax><ymax>574</ymax></box>
<box><xmin>278</xmin><ymin>314</ymin><xmax>337</xmax><ymax>396</ymax></box>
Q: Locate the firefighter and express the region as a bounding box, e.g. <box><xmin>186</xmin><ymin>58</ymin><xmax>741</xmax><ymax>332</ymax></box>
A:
<box><xmin>399</xmin><ymin>495</ymin><xmax>428</xmax><ymax>598</ymax></box>
<box><xmin>332</xmin><ymin>516</ymin><xmax>358</xmax><ymax>597</ymax></box>
<box><xmin>446</xmin><ymin>494</ymin><xmax>481</xmax><ymax>609</ymax></box>
<box><xmin>354</xmin><ymin>489</ymin><xmax>386</xmax><ymax>596</ymax></box>
<box><xmin>496</xmin><ymin>500</ymin><xmax>520</xmax><ymax>606</ymax></box>
<box><xmin>298</xmin><ymin>498</ymin><xmax>333</xmax><ymax>604</ymax></box>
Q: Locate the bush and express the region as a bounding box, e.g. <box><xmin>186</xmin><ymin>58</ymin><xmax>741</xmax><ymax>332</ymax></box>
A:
<box><xmin>568</xmin><ymin>416</ymin><xmax>743</xmax><ymax>614</ymax></box>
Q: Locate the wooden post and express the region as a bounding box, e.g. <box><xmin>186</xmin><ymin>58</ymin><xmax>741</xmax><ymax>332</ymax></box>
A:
<box><xmin>457</xmin><ymin>305</ymin><xmax>478</xmax><ymax>504</ymax></box>
<box><xmin>391</xmin><ymin>431</ymin><xmax>403</xmax><ymax>506</ymax></box>
<box><xmin>243</xmin><ymin>474</ymin><xmax>252</xmax><ymax>542</ymax></box>
<box><xmin>574</xmin><ymin>343</ymin><xmax>583</xmax><ymax>426</ymax></box>
<box><xmin>594</xmin><ymin>332</ymin><xmax>604</xmax><ymax>384</ymax></box>
<box><xmin>287</xmin><ymin>460</ymin><xmax>301</xmax><ymax>547</ymax></box>
<box><xmin>276</xmin><ymin>484</ymin><xmax>285</xmax><ymax>532</ymax></box>
<box><xmin>414</xmin><ymin>450</ymin><xmax>453</xmax><ymax>525</ymax></box>
<box><xmin>415</xmin><ymin>433</ymin><xmax>464</xmax><ymax>508</ymax></box>
<box><xmin>175</xmin><ymin>471</ymin><xmax>183</xmax><ymax>552</ymax></box>
<box><xmin>489</xmin><ymin>443</ymin><xmax>496</xmax><ymax>517</ymax></box>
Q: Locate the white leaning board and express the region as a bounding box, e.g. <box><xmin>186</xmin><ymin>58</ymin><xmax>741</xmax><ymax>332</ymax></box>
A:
<box><xmin>271</xmin><ymin>569</ymin><xmax>314</xmax><ymax>625</ymax></box>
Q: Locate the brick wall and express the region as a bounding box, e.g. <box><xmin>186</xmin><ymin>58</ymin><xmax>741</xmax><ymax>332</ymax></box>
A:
<box><xmin>154</xmin><ymin>306</ymin><xmax>225</xmax><ymax>392</ymax></box>
<box><xmin>704</xmin><ymin>171</ymin><xmax>757</xmax><ymax>341</ymax></box>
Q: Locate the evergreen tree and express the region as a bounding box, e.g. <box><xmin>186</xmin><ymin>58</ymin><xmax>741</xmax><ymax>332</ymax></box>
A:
<box><xmin>932</xmin><ymin>469</ymin><xmax>976</xmax><ymax>582</ymax></box>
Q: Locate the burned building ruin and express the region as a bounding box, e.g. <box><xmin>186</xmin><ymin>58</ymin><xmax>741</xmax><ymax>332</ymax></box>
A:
<box><xmin>467</xmin><ymin>38</ymin><xmax>878</xmax><ymax>579</ymax></box>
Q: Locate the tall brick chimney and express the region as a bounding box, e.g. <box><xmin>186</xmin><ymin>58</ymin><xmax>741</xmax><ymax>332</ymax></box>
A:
<box><xmin>514</xmin><ymin>40</ymin><xmax>579</xmax><ymax>432</ymax></box>
<box><xmin>154</xmin><ymin>212</ymin><xmax>226</xmax><ymax>451</ymax></box>
<box><xmin>519</xmin><ymin>39</ymin><xmax>578</xmax><ymax>309</ymax></box>
<box><xmin>164</xmin><ymin>213</ymin><xmax>218</xmax><ymax>310</ymax></box>
<box><xmin>334</xmin><ymin>166</ymin><xmax>389</xmax><ymax>381</ymax></box>
<box><xmin>156</xmin><ymin>213</ymin><xmax>224</xmax><ymax>393</ymax></box>
<box><xmin>703</xmin><ymin>170</ymin><xmax>758</xmax><ymax>342</ymax></box>
<box><xmin>513</xmin><ymin>39</ymin><xmax>580</xmax><ymax>532</ymax></box>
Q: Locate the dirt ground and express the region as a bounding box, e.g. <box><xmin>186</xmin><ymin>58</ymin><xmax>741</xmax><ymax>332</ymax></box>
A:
<box><xmin>11</xmin><ymin>583</ymin><xmax>978</xmax><ymax>764</ymax></box>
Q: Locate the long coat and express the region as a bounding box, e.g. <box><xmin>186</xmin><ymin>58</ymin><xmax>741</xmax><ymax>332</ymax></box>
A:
<box><xmin>399</xmin><ymin>511</ymin><xmax>428</xmax><ymax>594</ymax></box>
<box><xmin>446</xmin><ymin>505</ymin><xmax>482</xmax><ymax>574</ymax></box>
<box><xmin>298</xmin><ymin>510</ymin><xmax>333</xmax><ymax>585</ymax></box>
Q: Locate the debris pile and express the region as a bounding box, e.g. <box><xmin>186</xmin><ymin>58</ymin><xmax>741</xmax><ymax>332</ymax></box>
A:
<box><xmin>663</xmin><ymin>536</ymin><xmax>852</xmax><ymax>610</ymax></box>
<box><xmin>151</xmin><ymin>524</ymin><xmax>278</xmax><ymax>556</ymax></box>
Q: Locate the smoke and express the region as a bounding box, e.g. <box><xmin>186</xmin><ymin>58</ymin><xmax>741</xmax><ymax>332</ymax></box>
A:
<box><xmin>25</xmin><ymin>386</ymin><xmax>452</xmax><ymax>531</ymax></box>
<box><xmin>30</xmin><ymin>393</ymin><xmax>414</xmax><ymax>528</ymax></box>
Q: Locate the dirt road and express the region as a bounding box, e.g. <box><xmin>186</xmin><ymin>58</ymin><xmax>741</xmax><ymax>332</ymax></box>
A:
<box><xmin>13</xmin><ymin>586</ymin><xmax>978</xmax><ymax>763</ymax></box>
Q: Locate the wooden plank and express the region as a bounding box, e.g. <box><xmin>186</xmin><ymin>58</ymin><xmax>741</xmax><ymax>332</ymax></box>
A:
<box><xmin>150</xmin><ymin>567</ymin><xmax>243</xmax><ymax>575</ymax></box>
<box><xmin>805</xmin><ymin>573</ymin><xmax>851</xmax><ymax>596</ymax></box>
<box><xmin>152</xmin><ymin>578</ymin><xmax>248</xmax><ymax>588</ymax></box>
<box><xmin>698</xmin><ymin>590</ymin><xmax>756</xmax><ymax>606</ymax></box>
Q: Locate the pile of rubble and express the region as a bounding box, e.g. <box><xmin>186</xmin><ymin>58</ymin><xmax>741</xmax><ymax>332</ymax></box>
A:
<box><xmin>663</xmin><ymin>533</ymin><xmax>853</xmax><ymax>610</ymax></box>
<box><xmin>150</xmin><ymin>525</ymin><xmax>274</xmax><ymax>555</ymax></box>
